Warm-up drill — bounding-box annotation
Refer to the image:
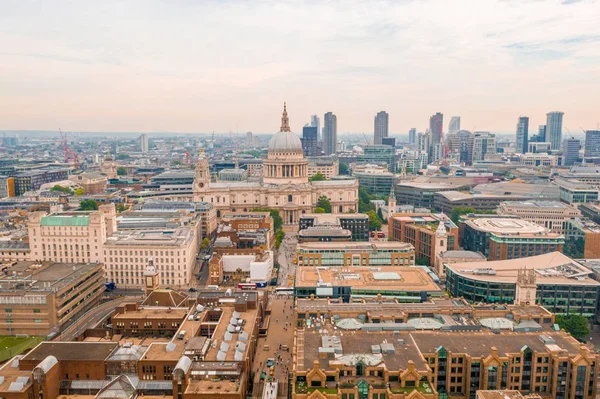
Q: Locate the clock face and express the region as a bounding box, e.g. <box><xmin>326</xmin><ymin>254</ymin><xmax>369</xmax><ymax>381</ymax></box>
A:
<box><xmin>199</xmin><ymin>183</ymin><xmax>204</xmax><ymax>188</ymax></box>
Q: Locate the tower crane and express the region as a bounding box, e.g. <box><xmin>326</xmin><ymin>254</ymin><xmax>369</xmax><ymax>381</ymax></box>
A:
<box><xmin>59</xmin><ymin>128</ymin><xmax>78</xmax><ymax>168</ymax></box>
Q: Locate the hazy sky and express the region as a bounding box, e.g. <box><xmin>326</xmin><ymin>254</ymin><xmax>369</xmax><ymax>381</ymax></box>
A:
<box><xmin>1</xmin><ymin>0</ymin><xmax>599</xmax><ymax>134</ymax></box>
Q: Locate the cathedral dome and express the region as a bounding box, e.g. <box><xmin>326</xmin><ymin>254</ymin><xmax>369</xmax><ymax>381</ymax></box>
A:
<box><xmin>268</xmin><ymin>130</ymin><xmax>302</xmax><ymax>151</ymax></box>
<box><xmin>268</xmin><ymin>102</ymin><xmax>302</xmax><ymax>152</ymax></box>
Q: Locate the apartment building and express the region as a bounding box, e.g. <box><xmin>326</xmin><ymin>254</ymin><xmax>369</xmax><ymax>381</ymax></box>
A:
<box><xmin>28</xmin><ymin>204</ymin><xmax>117</xmax><ymax>264</ymax></box>
<box><xmin>497</xmin><ymin>200</ymin><xmax>581</xmax><ymax>233</ymax></box>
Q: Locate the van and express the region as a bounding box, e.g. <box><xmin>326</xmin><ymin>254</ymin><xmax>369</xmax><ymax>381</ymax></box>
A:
<box><xmin>281</xmin><ymin>344</ymin><xmax>289</xmax><ymax>351</ymax></box>
<box><xmin>263</xmin><ymin>344</ymin><xmax>270</xmax><ymax>351</ymax></box>
<box><xmin>177</xmin><ymin>330</ymin><xmax>186</xmax><ymax>340</ymax></box>
<box><xmin>207</xmin><ymin>285</ymin><xmax>220</xmax><ymax>290</ymax></box>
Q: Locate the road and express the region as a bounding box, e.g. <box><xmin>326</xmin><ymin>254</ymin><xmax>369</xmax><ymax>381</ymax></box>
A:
<box><xmin>277</xmin><ymin>235</ymin><xmax>297</xmax><ymax>287</ymax></box>
<box><xmin>58</xmin><ymin>297</ymin><xmax>127</xmax><ymax>341</ymax></box>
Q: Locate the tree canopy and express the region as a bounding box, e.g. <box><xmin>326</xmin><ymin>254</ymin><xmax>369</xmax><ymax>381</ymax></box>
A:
<box><xmin>201</xmin><ymin>237</ymin><xmax>211</xmax><ymax>250</ymax></box>
<box><xmin>314</xmin><ymin>207</ymin><xmax>326</xmax><ymax>214</ymax></box>
<box><xmin>367</xmin><ymin>210</ymin><xmax>382</xmax><ymax>231</ymax></box>
<box><xmin>74</xmin><ymin>188</ymin><xmax>84</xmax><ymax>196</ymax></box>
<box><xmin>50</xmin><ymin>185</ymin><xmax>73</xmax><ymax>194</ymax></box>
<box><xmin>450</xmin><ymin>206</ymin><xmax>476</xmax><ymax>224</ymax></box>
<box><xmin>555</xmin><ymin>314</ymin><xmax>590</xmax><ymax>339</ymax></box>
<box><xmin>339</xmin><ymin>162</ymin><xmax>349</xmax><ymax>175</ymax></box>
<box><xmin>316</xmin><ymin>195</ymin><xmax>332</xmax><ymax>213</ymax></box>
<box><xmin>309</xmin><ymin>172</ymin><xmax>326</xmax><ymax>182</ymax></box>
<box><xmin>117</xmin><ymin>167</ymin><xmax>127</xmax><ymax>176</ymax></box>
<box><xmin>358</xmin><ymin>187</ymin><xmax>377</xmax><ymax>213</ymax></box>
<box><xmin>251</xmin><ymin>208</ymin><xmax>283</xmax><ymax>232</ymax></box>
<box><xmin>80</xmin><ymin>199</ymin><xmax>98</xmax><ymax>211</ymax></box>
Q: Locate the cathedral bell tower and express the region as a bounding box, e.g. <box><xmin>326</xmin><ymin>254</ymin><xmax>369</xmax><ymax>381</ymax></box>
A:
<box><xmin>388</xmin><ymin>186</ymin><xmax>396</xmax><ymax>215</ymax></box>
<box><xmin>193</xmin><ymin>151</ymin><xmax>210</xmax><ymax>201</ymax></box>
<box><xmin>515</xmin><ymin>267</ymin><xmax>537</xmax><ymax>305</ymax></box>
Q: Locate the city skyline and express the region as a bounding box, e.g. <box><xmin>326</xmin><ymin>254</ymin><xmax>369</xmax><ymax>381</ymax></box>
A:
<box><xmin>1</xmin><ymin>1</ymin><xmax>599</xmax><ymax>133</ymax></box>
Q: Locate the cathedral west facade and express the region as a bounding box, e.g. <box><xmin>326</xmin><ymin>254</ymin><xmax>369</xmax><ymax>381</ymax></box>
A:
<box><xmin>193</xmin><ymin>104</ymin><xmax>358</xmax><ymax>224</ymax></box>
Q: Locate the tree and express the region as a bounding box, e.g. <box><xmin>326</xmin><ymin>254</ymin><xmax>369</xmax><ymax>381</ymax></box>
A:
<box><xmin>314</xmin><ymin>207</ymin><xmax>326</xmax><ymax>214</ymax></box>
<box><xmin>50</xmin><ymin>185</ymin><xmax>73</xmax><ymax>194</ymax></box>
<box><xmin>201</xmin><ymin>237</ymin><xmax>211</xmax><ymax>250</ymax></box>
<box><xmin>309</xmin><ymin>172</ymin><xmax>326</xmax><ymax>182</ymax></box>
<box><xmin>377</xmin><ymin>207</ymin><xmax>385</xmax><ymax>223</ymax></box>
<box><xmin>358</xmin><ymin>186</ymin><xmax>377</xmax><ymax>213</ymax></box>
<box><xmin>80</xmin><ymin>199</ymin><xmax>98</xmax><ymax>211</ymax></box>
<box><xmin>117</xmin><ymin>204</ymin><xmax>127</xmax><ymax>213</ymax></box>
<box><xmin>171</xmin><ymin>159</ymin><xmax>184</xmax><ymax>166</ymax></box>
<box><xmin>555</xmin><ymin>314</ymin><xmax>590</xmax><ymax>339</ymax></box>
<box><xmin>450</xmin><ymin>206</ymin><xmax>475</xmax><ymax>224</ymax></box>
<box><xmin>117</xmin><ymin>167</ymin><xmax>127</xmax><ymax>176</ymax></box>
<box><xmin>116</xmin><ymin>154</ymin><xmax>131</xmax><ymax>160</ymax></box>
<box><xmin>74</xmin><ymin>188</ymin><xmax>85</xmax><ymax>196</ymax></box>
<box><xmin>275</xmin><ymin>230</ymin><xmax>285</xmax><ymax>249</ymax></box>
<box><xmin>367</xmin><ymin>210</ymin><xmax>382</xmax><ymax>231</ymax></box>
<box><xmin>316</xmin><ymin>195</ymin><xmax>332</xmax><ymax>213</ymax></box>
<box><xmin>339</xmin><ymin>162</ymin><xmax>349</xmax><ymax>175</ymax></box>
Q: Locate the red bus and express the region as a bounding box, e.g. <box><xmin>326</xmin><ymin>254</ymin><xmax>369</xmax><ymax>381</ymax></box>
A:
<box><xmin>238</xmin><ymin>283</ymin><xmax>257</xmax><ymax>290</ymax></box>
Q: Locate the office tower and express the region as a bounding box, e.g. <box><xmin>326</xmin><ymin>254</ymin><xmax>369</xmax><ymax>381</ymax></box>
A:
<box><xmin>537</xmin><ymin>125</ymin><xmax>547</xmax><ymax>142</ymax></box>
<box><xmin>584</xmin><ymin>130</ymin><xmax>600</xmax><ymax>158</ymax></box>
<box><xmin>381</xmin><ymin>137</ymin><xmax>396</xmax><ymax>147</ymax></box>
<box><xmin>323</xmin><ymin>112</ymin><xmax>337</xmax><ymax>155</ymax></box>
<box><xmin>139</xmin><ymin>134</ymin><xmax>149</xmax><ymax>153</ymax></box>
<box><xmin>516</xmin><ymin>116</ymin><xmax>529</xmax><ymax>154</ymax></box>
<box><xmin>373</xmin><ymin>111</ymin><xmax>389</xmax><ymax>145</ymax></box>
<box><xmin>408</xmin><ymin>128</ymin><xmax>416</xmax><ymax>145</ymax></box>
<box><xmin>429</xmin><ymin>112</ymin><xmax>443</xmax><ymax>144</ymax></box>
<box><xmin>563</xmin><ymin>138</ymin><xmax>580</xmax><ymax>166</ymax></box>
<box><xmin>310</xmin><ymin>115</ymin><xmax>321</xmax><ymax>141</ymax></box>
<box><xmin>246</xmin><ymin>132</ymin><xmax>253</xmax><ymax>147</ymax></box>
<box><xmin>472</xmin><ymin>132</ymin><xmax>496</xmax><ymax>162</ymax></box>
<box><xmin>448</xmin><ymin>116</ymin><xmax>461</xmax><ymax>134</ymax></box>
<box><xmin>301</xmin><ymin>126</ymin><xmax>318</xmax><ymax>156</ymax></box>
<box><xmin>546</xmin><ymin>111</ymin><xmax>564</xmax><ymax>150</ymax></box>
<box><xmin>417</xmin><ymin>132</ymin><xmax>431</xmax><ymax>154</ymax></box>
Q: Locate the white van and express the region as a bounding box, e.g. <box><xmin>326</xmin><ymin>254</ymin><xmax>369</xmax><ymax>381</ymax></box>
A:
<box><xmin>207</xmin><ymin>285</ymin><xmax>220</xmax><ymax>290</ymax></box>
<box><xmin>177</xmin><ymin>330</ymin><xmax>186</xmax><ymax>340</ymax></box>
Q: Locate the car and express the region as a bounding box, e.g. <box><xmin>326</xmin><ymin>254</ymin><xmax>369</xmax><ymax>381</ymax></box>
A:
<box><xmin>266</xmin><ymin>358</ymin><xmax>275</xmax><ymax>367</ymax></box>
<box><xmin>188</xmin><ymin>287</ymin><xmax>197</xmax><ymax>292</ymax></box>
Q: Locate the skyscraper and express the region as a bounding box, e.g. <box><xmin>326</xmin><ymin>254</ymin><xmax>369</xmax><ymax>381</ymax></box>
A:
<box><xmin>310</xmin><ymin>115</ymin><xmax>321</xmax><ymax>141</ymax></box>
<box><xmin>429</xmin><ymin>112</ymin><xmax>443</xmax><ymax>144</ymax></box>
<box><xmin>408</xmin><ymin>128</ymin><xmax>416</xmax><ymax>145</ymax></box>
<box><xmin>562</xmin><ymin>138</ymin><xmax>580</xmax><ymax>166</ymax></box>
<box><xmin>537</xmin><ymin>125</ymin><xmax>547</xmax><ymax>142</ymax></box>
<box><xmin>472</xmin><ymin>132</ymin><xmax>496</xmax><ymax>162</ymax></box>
<box><xmin>323</xmin><ymin>112</ymin><xmax>337</xmax><ymax>155</ymax></box>
<box><xmin>516</xmin><ymin>116</ymin><xmax>529</xmax><ymax>154</ymax></box>
<box><xmin>448</xmin><ymin>116</ymin><xmax>461</xmax><ymax>134</ymax></box>
<box><xmin>546</xmin><ymin>111</ymin><xmax>564</xmax><ymax>151</ymax></box>
<box><xmin>139</xmin><ymin>134</ymin><xmax>149</xmax><ymax>153</ymax></box>
<box><xmin>301</xmin><ymin>126</ymin><xmax>318</xmax><ymax>156</ymax></box>
<box><xmin>373</xmin><ymin>111</ymin><xmax>389</xmax><ymax>145</ymax></box>
<box><xmin>584</xmin><ymin>130</ymin><xmax>600</xmax><ymax>158</ymax></box>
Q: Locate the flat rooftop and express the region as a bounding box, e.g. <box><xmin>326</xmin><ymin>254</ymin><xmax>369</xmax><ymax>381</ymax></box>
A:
<box><xmin>105</xmin><ymin>228</ymin><xmax>194</xmax><ymax>247</ymax></box>
<box><xmin>301</xmin><ymin>213</ymin><xmax>368</xmax><ymax>222</ymax></box>
<box><xmin>296</xmin><ymin>241</ymin><xmax>414</xmax><ymax>252</ymax></box>
<box><xmin>0</xmin><ymin>262</ymin><xmax>102</xmax><ymax>293</ymax></box>
<box><xmin>445</xmin><ymin>252</ymin><xmax>600</xmax><ymax>286</ymax></box>
<box><xmin>21</xmin><ymin>342</ymin><xmax>118</xmax><ymax>362</ymax></box>
<box><xmin>465</xmin><ymin>218</ymin><xmax>549</xmax><ymax>235</ymax></box>
<box><xmin>296</xmin><ymin>266</ymin><xmax>440</xmax><ymax>292</ymax></box>
<box><xmin>500</xmin><ymin>200</ymin><xmax>569</xmax><ymax>209</ymax></box>
<box><xmin>437</xmin><ymin>191</ymin><xmax>528</xmax><ymax>202</ymax></box>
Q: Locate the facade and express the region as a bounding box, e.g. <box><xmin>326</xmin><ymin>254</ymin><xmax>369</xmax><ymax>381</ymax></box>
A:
<box><xmin>0</xmin><ymin>262</ymin><xmax>104</xmax><ymax>336</ymax></box>
<box><xmin>435</xmin><ymin>250</ymin><xmax>486</xmax><ymax>280</ymax></box>
<box><xmin>579</xmin><ymin>202</ymin><xmax>600</xmax><ymax>224</ymax></box>
<box><xmin>139</xmin><ymin>134</ymin><xmax>149</xmax><ymax>153</ymax></box>
<box><xmin>28</xmin><ymin>205</ymin><xmax>117</xmax><ymax>264</ymax></box>
<box><xmin>192</xmin><ymin>105</ymin><xmax>358</xmax><ymax>224</ymax></box>
<box><xmin>555</xmin><ymin>178</ymin><xmax>599</xmax><ymax>204</ymax></box>
<box><xmin>208</xmin><ymin>249</ymin><xmax>273</xmax><ymax>285</ymax></box>
<box><xmin>388</xmin><ymin>213</ymin><xmax>459</xmax><ymax>266</ymax></box>
<box><xmin>307</xmin><ymin>156</ymin><xmax>339</xmax><ymax>179</ymax></box>
<box><xmin>584</xmin><ymin>130</ymin><xmax>600</xmax><ymax>158</ymax></box>
<box><xmin>497</xmin><ymin>200</ymin><xmax>581</xmax><ymax>233</ymax></box>
<box><xmin>374</xmin><ymin>111</ymin><xmax>389</xmax><ymax>145</ymax></box>
<box><xmin>546</xmin><ymin>111</ymin><xmax>564</xmax><ymax>151</ymax></box>
<box><xmin>434</xmin><ymin>191</ymin><xmax>531</xmax><ymax>213</ymax></box>
<box><xmin>537</xmin><ymin>124</ymin><xmax>547</xmax><ymax>142</ymax></box>
<box><xmin>460</xmin><ymin>217</ymin><xmax>564</xmax><ymax>260</ymax></box>
<box><xmin>69</xmin><ymin>171</ymin><xmax>108</xmax><ymax>194</ymax></box>
<box><xmin>352</xmin><ymin>164</ymin><xmax>395</xmax><ymax>196</ymax></box>
<box><xmin>299</xmin><ymin>213</ymin><xmax>369</xmax><ymax>242</ymax></box>
<box><xmin>563</xmin><ymin>138</ymin><xmax>580</xmax><ymax>166</ymax></box>
<box><xmin>519</xmin><ymin>153</ymin><xmax>558</xmax><ymax>167</ymax></box>
<box><xmin>295</xmin><ymin>241</ymin><xmax>415</xmax><ymax>267</ymax></box>
<box><xmin>528</xmin><ymin>142</ymin><xmax>551</xmax><ymax>153</ymax></box>
<box><xmin>310</xmin><ymin>114</ymin><xmax>321</xmax><ymax>140</ymax></box>
<box><xmin>409</xmin><ymin>128</ymin><xmax>416</xmax><ymax>145</ymax></box>
<box><xmin>564</xmin><ymin>218</ymin><xmax>600</xmax><ymax>259</ymax></box>
<box><xmin>13</xmin><ymin>169</ymin><xmax>69</xmax><ymax>196</ymax></box>
<box><xmin>323</xmin><ymin>111</ymin><xmax>337</xmax><ymax>155</ymax></box>
<box><xmin>395</xmin><ymin>181</ymin><xmax>472</xmax><ymax>209</ymax></box>
<box><xmin>298</xmin><ymin>225</ymin><xmax>352</xmax><ymax>242</ymax></box>
<box><xmin>447</xmin><ymin>130</ymin><xmax>474</xmax><ymax>164</ymax></box>
<box><xmin>430</xmin><ymin>112</ymin><xmax>443</xmax><ymax>144</ymax></box>
<box><xmin>219</xmin><ymin>211</ymin><xmax>274</xmax><ymax>248</ymax></box>
<box><xmin>357</xmin><ymin>145</ymin><xmax>396</xmax><ymax>172</ymax></box>
<box><xmin>445</xmin><ymin>252</ymin><xmax>600</xmax><ymax>317</ymax></box>
<box><xmin>472</xmin><ymin>132</ymin><xmax>496</xmax><ymax>162</ymax></box>
<box><xmin>449</xmin><ymin>116</ymin><xmax>461</xmax><ymax>134</ymax></box>
<box><xmin>516</xmin><ymin>116</ymin><xmax>529</xmax><ymax>154</ymax></box>
<box><xmin>301</xmin><ymin>126</ymin><xmax>318</xmax><ymax>156</ymax></box>
<box><xmin>104</xmin><ymin>228</ymin><xmax>198</xmax><ymax>288</ymax></box>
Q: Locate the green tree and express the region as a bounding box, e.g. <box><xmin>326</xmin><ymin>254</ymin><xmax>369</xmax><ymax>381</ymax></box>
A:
<box><xmin>275</xmin><ymin>230</ymin><xmax>285</xmax><ymax>249</ymax></box>
<box><xmin>367</xmin><ymin>210</ymin><xmax>382</xmax><ymax>231</ymax></box>
<box><xmin>358</xmin><ymin>187</ymin><xmax>377</xmax><ymax>213</ymax></box>
<box><xmin>555</xmin><ymin>314</ymin><xmax>590</xmax><ymax>339</ymax></box>
<box><xmin>74</xmin><ymin>188</ymin><xmax>84</xmax><ymax>196</ymax></box>
<box><xmin>309</xmin><ymin>172</ymin><xmax>326</xmax><ymax>182</ymax></box>
<box><xmin>377</xmin><ymin>207</ymin><xmax>385</xmax><ymax>224</ymax></box>
<box><xmin>316</xmin><ymin>195</ymin><xmax>332</xmax><ymax>213</ymax></box>
<box><xmin>339</xmin><ymin>162</ymin><xmax>349</xmax><ymax>175</ymax></box>
<box><xmin>201</xmin><ymin>237</ymin><xmax>211</xmax><ymax>250</ymax></box>
<box><xmin>171</xmin><ymin>159</ymin><xmax>184</xmax><ymax>166</ymax></box>
<box><xmin>117</xmin><ymin>167</ymin><xmax>127</xmax><ymax>176</ymax></box>
<box><xmin>415</xmin><ymin>256</ymin><xmax>430</xmax><ymax>266</ymax></box>
<box><xmin>450</xmin><ymin>206</ymin><xmax>476</xmax><ymax>224</ymax></box>
<box><xmin>314</xmin><ymin>207</ymin><xmax>326</xmax><ymax>214</ymax></box>
<box><xmin>117</xmin><ymin>204</ymin><xmax>127</xmax><ymax>213</ymax></box>
<box><xmin>50</xmin><ymin>185</ymin><xmax>73</xmax><ymax>194</ymax></box>
<box><xmin>116</xmin><ymin>154</ymin><xmax>131</xmax><ymax>160</ymax></box>
<box><xmin>80</xmin><ymin>199</ymin><xmax>98</xmax><ymax>211</ymax></box>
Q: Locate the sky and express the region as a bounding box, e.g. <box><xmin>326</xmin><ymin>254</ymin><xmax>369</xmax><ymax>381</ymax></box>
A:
<box><xmin>1</xmin><ymin>0</ymin><xmax>599</xmax><ymax>135</ymax></box>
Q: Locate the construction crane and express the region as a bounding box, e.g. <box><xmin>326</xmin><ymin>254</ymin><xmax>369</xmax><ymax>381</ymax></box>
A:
<box><xmin>58</xmin><ymin>128</ymin><xmax>78</xmax><ymax>168</ymax></box>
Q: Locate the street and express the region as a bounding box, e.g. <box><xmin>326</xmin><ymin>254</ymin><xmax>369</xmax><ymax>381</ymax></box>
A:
<box><xmin>277</xmin><ymin>235</ymin><xmax>297</xmax><ymax>287</ymax></box>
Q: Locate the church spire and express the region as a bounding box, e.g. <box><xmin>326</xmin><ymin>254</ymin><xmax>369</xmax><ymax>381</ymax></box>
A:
<box><xmin>280</xmin><ymin>102</ymin><xmax>290</xmax><ymax>132</ymax></box>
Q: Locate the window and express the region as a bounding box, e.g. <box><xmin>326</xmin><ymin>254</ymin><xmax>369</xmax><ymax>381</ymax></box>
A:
<box><xmin>33</xmin><ymin>309</ymin><xmax>41</xmax><ymax>313</ymax></box>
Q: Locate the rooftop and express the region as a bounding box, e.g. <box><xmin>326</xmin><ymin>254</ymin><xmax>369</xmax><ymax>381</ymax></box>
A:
<box><xmin>40</xmin><ymin>214</ymin><xmax>90</xmax><ymax>226</ymax></box>
<box><xmin>464</xmin><ymin>218</ymin><xmax>552</xmax><ymax>235</ymax></box>
<box><xmin>105</xmin><ymin>228</ymin><xmax>194</xmax><ymax>247</ymax></box>
<box><xmin>500</xmin><ymin>200</ymin><xmax>569</xmax><ymax>209</ymax></box>
<box><xmin>296</xmin><ymin>241</ymin><xmax>414</xmax><ymax>252</ymax></box>
<box><xmin>439</xmin><ymin>250</ymin><xmax>486</xmax><ymax>260</ymax></box>
<box><xmin>0</xmin><ymin>262</ymin><xmax>103</xmax><ymax>293</ymax></box>
<box><xmin>554</xmin><ymin>178</ymin><xmax>598</xmax><ymax>191</ymax></box>
<box><xmin>21</xmin><ymin>342</ymin><xmax>118</xmax><ymax>362</ymax></box>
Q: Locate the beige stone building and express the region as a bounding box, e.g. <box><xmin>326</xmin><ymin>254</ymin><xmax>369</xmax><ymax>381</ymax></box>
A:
<box><xmin>307</xmin><ymin>156</ymin><xmax>339</xmax><ymax>179</ymax></box>
<box><xmin>27</xmin><ymin>204</ymin><xmax>117</xmax><ymax>264</ymax></box>
<box><xmin>497</xmin><ymin>200</ymin><xmax>581</xmax><ymax>233</ymax></box>
<box><xmin>68</xmin><ymin>171</ymin><xmax>108</xmax><ymax>194</ymax></box>
<box><xmin>193</xmin><ymin>104</ymin><xmax>358</xmax><ymax>225</ymax></box>
<box><xmin>103</xmin><ymin>227</ymin><xmax>197</xmax><ymax>288</ymax></box>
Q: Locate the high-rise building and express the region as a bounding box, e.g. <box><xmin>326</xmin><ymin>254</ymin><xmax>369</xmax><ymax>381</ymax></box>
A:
<box><xmin>563</xmin><ymin>137</ymin><xmax>580</xmax><ymax>166</ymax></box>
<box><xmin>323</xmin><ymin>112</ymin><xmax>337</xmax><ymax>155</ymax></box>
<box><xmin>537</xmin><ymin>125</ymin><xmax>547</xmax><ymax>142</ymax></box>
<box><xmin>515</xmin><ymin>116</ymin><xmax>529</xmax><ymax>154</ymax></box>
<box><xmin>245</xmin><ymin>132</ymin><xmax>253</xmax><ymax>147</ymax></box>
<box><xmin>584</xmin><ymin>130</ymin><xmax>600</xmax><ymax>158</ymax></box>
<box><xmin>310</xmin><ymin>115</ymin><xmax>321</xmax><ymax>141</ymax></box>
<box><xmin>448</xmin><ymin>116</ymin><xmax>460</xmax><ymax>134</ymax></box>
<box><xmin>373</xmin><ymin>111</ymin><xmax>389</xmax><ymax>145</ymax></box>
<box><xmin>429</xmin><ymin>112</ymin><xmax>443</xmax><ymax>144</ymax></box>
<box><xmin>301</xmin><ymin>126</ymin><xmax>318</xmax><ymax>156</ymax></box>
<box><xmin>417</xmin><ymin>132</ymin><xmax>431</xmax><ymax>153</ymax></box>
<box><xmin>139</xmin><ymin>134</ymin><xmax>149</xmax><ymax>153</ymax></box>
<box><xmin>408</xmin><ymin>128</ymin><xmax>416</xmax><ymax>145</ymax></box>
<box><xmin>546</xmin><ymin>111</ymin><xmax>564</xmax><ymax>150</ymax></box>
<box><xmin>472</xmin><ymin>131</ymin><xmax>496</xmax><ymax>162</ymax></box>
